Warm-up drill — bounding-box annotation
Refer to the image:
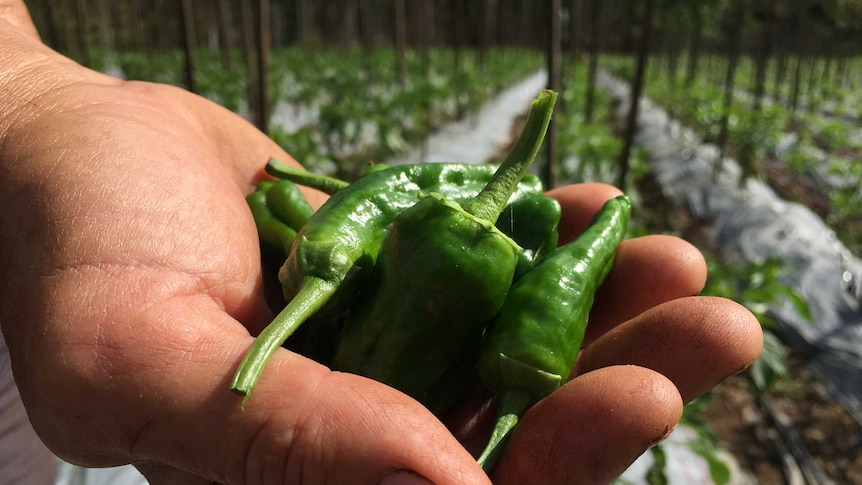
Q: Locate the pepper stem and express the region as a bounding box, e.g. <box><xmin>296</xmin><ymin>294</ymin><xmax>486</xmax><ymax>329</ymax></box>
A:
<box><xmin>465</xmin><ymin>90</ymin><xmax>557</xmax><ymax>222</ymax></box>
<box><xmin>476</xmin><ymin>387</ymin><xmax>533</xmax><ymax>473</ymax></box>
<box><xmin>230</xmin><ymin>277</ymin><xmax>337</xmax><ymax>402</ymax></box>
<box><xmin>266</xmin><ymin>158</ymin><xmax>350</xmax><ymax>195</ymax></box>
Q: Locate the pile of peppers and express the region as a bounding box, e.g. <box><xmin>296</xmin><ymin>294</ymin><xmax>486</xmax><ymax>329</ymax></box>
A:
<box><xmin>231</xmin><ymin>90</ymin><xmax>631</xmax><ymax>473</ymax></box>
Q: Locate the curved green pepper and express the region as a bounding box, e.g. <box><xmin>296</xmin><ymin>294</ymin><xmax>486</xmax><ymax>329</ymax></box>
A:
<box><xmin>230</xmin><ymin>101</ymin><xmax>551</xmax><ymax>399</ymax></box>
<box><xmin>475</xmin><ymin>194</ymin><xmax>631</xmax><ymax>472</ymax></box>
<box><xmin>330</xmin><ymin>192</ymin><xmax>522</xmax><ymax>398</ymax></box>
<box><xmin>246</xmin><ymin>180</ymin><xmax>314</xmax><ymax>262</ymax></box>
<box><xmin>264</xmin><ymin>178</ymin><xmax>316</xmax><ymax>229</ymax></box>
<box><xmin>362</xmin><ymin>161</ymin><xmax>391</xmax><ymax>176</ymax></box>
<box><xmin>265</xmin><ymin>158</ymin><xmax>350</xmax><ymax>195</ymax></box>
<box><xmin>330</xmin><ymin>90</ymin><xmax>558</xmax><ymax>404</ymax></box>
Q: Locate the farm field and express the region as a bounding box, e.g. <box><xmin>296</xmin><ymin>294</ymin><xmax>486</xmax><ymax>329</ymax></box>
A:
<box><xmin>15</xmin><ymin>1</ymin><xmax>862</xmax><ymax>484</ymax></box>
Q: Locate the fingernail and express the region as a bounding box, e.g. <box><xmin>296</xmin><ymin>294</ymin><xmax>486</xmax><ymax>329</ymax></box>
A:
<box><xmin>646</xmin><ymin>424</ymin><xmax>677</xmax><ymax>447</ymax></box>
<box><xmin>378</xmin><ymin>469</ymin><xmax>434</xmax><ymax>485</ymax></box>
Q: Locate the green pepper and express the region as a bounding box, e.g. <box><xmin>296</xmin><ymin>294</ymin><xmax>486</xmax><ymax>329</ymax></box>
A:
<box><xmin>330</xmin><ymin>90</ymin><xmax>558</xmax><ymax>404</ymax></box>
<box><xmin>366</xmin><ymin>193</ymin><xmax>562</xmax><ymax>414</ymax></box>
<box><xmin>362</xmin><ymin>161</ymin><xmax>390</xmax><ymax>176</ymax></box>
<box><xmin>329</xmin><ymin>192</ymin><xmax>522</xmax><ymax>399</ymax></box>
<box><xmin>264</xmin><ymin>178</ymin><xmax>316</xmax><ymax>230</ymax></box>
<box><xmin>475</xmin><ymin>194</ymin><xmax>631</xmax><ymax>472</ymax></box>
<box><xmin>246</xmin><ymin>180</ymin><xmax>313</xmax><ymax>262</ymax></box>
<box><xmin>230</xmin><ymin>122</ymin><xmax>549</xmax><ymax>399</ymax></box>
<box><xmin>265</xmin><ymin>158</ymin><xmax>350</xmax><ymax>195</ymax></box>
<box><xmin>496</xmin><ymin>194</ymin><xmax>562</xmax><ymax>279</ymax></box>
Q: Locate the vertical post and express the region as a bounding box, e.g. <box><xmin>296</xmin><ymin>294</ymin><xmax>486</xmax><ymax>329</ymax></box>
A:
<box><xmin>715</xmin><ymin>0</ymin><xmax>744</xmax><ymax>179</ymax></box>
<box><xmin>544</xmin><ymin>0</ymin><xmax>562</xmax><ymax>188</ymax></box>
<box><xmin>94</xmin><ymin>0</ymin><xmax>113</xmax><ymax>53</ymax></box>
<box><xmin>358</xmin><ymin>0</ymin><xmax>374</xmax><ymax>79</ymax></box>
<box><xmin>216</xmin><ymin>0</ymin><xmax>235</xmax><ymax>70</ymax></box>
<box><xmin>419</xmin><ymin>0</ymin><xmax>434</xmax><ymax>163</ymax></box>
<box><xmin>75</xmin><ymin>0</ymin><xmax>91</xmax><ymax>66</ymax></box>
<box><xmin>296</xmin><ymin>0</ymin><xmax>315</xmax><ymax>49</ymax></box>
<box><xmin>394</xmin><ymin>0</ymin><xmax>407</xmax><ymax>85</ymax></box>
<box><xmin>569</xmin><ymin>0</ymin><xmax>581</xmax><ymax>68</ymax></box>
<box><xmin>179</xmin><ymin>0</ymin><xmax>198</xmax><ymax>93</ymax></box>
<box><xmin>241</xmin><ymin>0</ymin><xmax>260</xmax><ymax>129</ymax></box>
<box><xmin>130</xmin><ymin>0</ymin><xmax>146</xmax><ymax>52</ymax></box>
<box><xmin>257</xmin><ymin>0</ymin><xmax>271</xmax><ymax>133</ymax></box>
<box><xmin>479</xmin><ymin>0</ymin><xmax>496</xmax><ymax>71</ymax></box>
<box><xmin>685</xmin><ymin>3</ymin><xmax>702</xmax><ymax>88</ymax></box>
<box><xmin>752</xmin><ymin>7</ymin><xmax>774</xmax><ymax>113</ymax></box>
<box><xmin>617</xmin><ymin>0</ymin><xmax>654</xmax><ymax>190</ymax></box>
<box><xmin>584</xmin><ymin>0</ymin><xmax>601</xmax><ymax>123</ymax></box>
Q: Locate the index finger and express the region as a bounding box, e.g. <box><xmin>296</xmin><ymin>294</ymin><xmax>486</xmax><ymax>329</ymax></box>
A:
<box><xmin>545</xmin><ymin>183</ymin><xmax>708</xmax><ymax>344</ymax></box>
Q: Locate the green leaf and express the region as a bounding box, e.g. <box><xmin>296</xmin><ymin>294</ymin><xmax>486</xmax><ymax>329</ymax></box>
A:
<box><xmin>684</xmin><ymin>432</ymin><xmax>732</xmax><ymax>485</ymax></box>
<box><xmin>749</xmin><ymin>331</ymin><xmax>788</xmax><ymax>391</ymax></box>
<box><xmin>646</xmin><ymin>445</ymin><xmax>669</xmax><ymax>485</ymax></box>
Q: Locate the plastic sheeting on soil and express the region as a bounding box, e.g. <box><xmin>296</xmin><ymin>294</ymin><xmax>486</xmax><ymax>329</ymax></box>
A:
<box><xmin>386</xmin><ymin>71</ymin><xmax>549</xmax><ymax>166</ymax></box>
<box><xmin>623</xmin><ymin>425</ymin><xmax>757</xmax><ymax>485</ymax></box>
<box><xmin>267</xmin><ymin>71</ymin><xmax>552</xmax><ymax>174</ymax></box>
<box><xmin>595</xmin><ymin>69</ymin><xmax>862</xmax><ymax>430</ymax></box>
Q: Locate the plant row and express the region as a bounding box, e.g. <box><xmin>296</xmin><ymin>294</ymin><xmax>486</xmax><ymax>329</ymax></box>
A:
<box><xmin>604</xmin><ymin>55</ymin><xmax>862</xmax><ymax>257</ymax></box>
<box><xmin>268</xmin><ymin>47</ymin><xmax>544</xmax><ymax>178</ymax></box>
<box><xmin>646</xmin><ymin>54</ymin><xmax>862</xmax><ymax>119</ymax></box>
<box><xmin>550</xmin><ymin>59</ymin><xmax>816</xmax><ymax>485</ymax></box>
<box><xmin>90</xmin><ymin>46</ymin><xmax>543</xmax><ymax>179</ymax></box>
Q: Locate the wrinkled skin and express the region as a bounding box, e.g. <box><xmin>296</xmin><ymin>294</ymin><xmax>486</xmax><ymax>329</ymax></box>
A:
<box><xmin>0</xmin><ymin>3</ymin><xmax>762</xmax><ymax>484</ymax></box>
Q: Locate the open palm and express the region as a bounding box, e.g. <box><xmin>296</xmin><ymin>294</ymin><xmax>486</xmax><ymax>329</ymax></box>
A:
<box><xmin>0</xmin><ymin>7</ymin><xmax>761</xmax><ymax>484</ymax></box>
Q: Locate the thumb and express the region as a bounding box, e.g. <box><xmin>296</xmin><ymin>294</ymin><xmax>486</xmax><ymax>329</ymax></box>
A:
<box><xmin>22</xmin><ymin>293</ymin><xmax>487</xmax><ymax>485</ymax></box>
<box><xmin>213</xmin><ymin>345</ymin><xmax>488</xmax><ymax>485</ymax></box>
<box><xmin>0</xmin><ymin>1</ymin><xmax>41</xmax><ymax>39</ymax></box>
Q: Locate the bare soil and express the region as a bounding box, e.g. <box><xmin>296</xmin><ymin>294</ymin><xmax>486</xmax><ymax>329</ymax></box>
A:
<box><xmin>636</xmin><ymin>168</ymin><xmax>862</xmax><ymax>485</ymax></box>
<box><xmin>703</xmin><ymin>363</ymin><xmax>862</xmax><ymax>484</ymax></box>
<box><xmin>699</xmin><ymin>155</ymin><xmax>862</xmax><ymax>484</ymax></box>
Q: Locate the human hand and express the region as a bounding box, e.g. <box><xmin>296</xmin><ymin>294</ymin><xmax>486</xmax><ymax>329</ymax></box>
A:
<box><xmin>0</xmin><ymin>5</ymin><xmax>761</xmax><ymax>485</ymax></box>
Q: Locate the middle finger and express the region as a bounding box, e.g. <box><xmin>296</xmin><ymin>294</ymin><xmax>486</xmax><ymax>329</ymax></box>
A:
<box><xmin>585</xmin><ymin>234</ymin><xmax>708</xmax><ymax>345</ymax></box>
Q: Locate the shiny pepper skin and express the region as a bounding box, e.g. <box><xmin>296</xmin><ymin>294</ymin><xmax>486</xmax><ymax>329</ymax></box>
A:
<box><xmin>230</xmin><ymin>93</ymin><xmax>553</xmax><ymax>399</ymax></box>
<box><xmin>330</xmin><ymin>192</ymin><xmax>522</xmax><ymax>400</ymax></box>
<box><xmin>476</xmin><ymin>194</ymin><xmax>632</xmax><ymax>472</ymax></box>
<box><xmin>328</xmin><ymin>90</ymin><xmax>558</xmax><ymax>406</ymax></box>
